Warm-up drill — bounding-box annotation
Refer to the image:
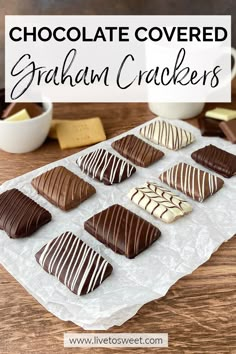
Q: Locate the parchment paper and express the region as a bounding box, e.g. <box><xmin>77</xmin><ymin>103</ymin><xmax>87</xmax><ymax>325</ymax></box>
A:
<box><xmin>0</xmin><ymin>118</ymin><xmax>235</xmax><ymax>330</ymax></box>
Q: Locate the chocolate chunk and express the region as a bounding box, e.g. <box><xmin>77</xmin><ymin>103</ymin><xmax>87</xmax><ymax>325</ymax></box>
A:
<box><xmin>35</xmin><ymin>231</ymin><xmax>113</xmax><ymax>295</ymax></box>
<box><xmin>128</xmin><ymin>182</ymin><xmax>192</xmax><ymax>223</ymax></box>
<box><xmin>111</xmin><ymin>134</ymin><xmax>164</xmax><ymax>167</ymax></box>
<box><xmin>2</xmin><ymin>102</ymin><xmax>44</xmax><ymax>119</ymax></box>
<box><xmin>198</xmin><ymin>117</ymin><xmax>225</xmax><ymax>137</ymax></box>
<box><xmin>191</xmin><ymin>144</ymin><xmax>236</xmax><ymax>178</ymax></box>
<box><xmin>205</xmin><ymin>107</ymin><xmax>236</xmax><ymax>121</ymax></box>
<box><xmin>84</xmin><ymin>204</ymin><xmax>161</xmax><ymax>258</ymax></box>
<box><xmin>77</xmin><ymin>149</ymin><xmax>136</xmax><ymax>185</ymax></box>
<box><xmin>0</xmin><ymin>189</ymin><xmax>51</xmax><ymax>238</ymax></box>
<box><xmin>219</xmin><ymin>120</ymin><xmax>236</xmax><ymax>144</ymax></box>
<box><xmin>32</xmin><ymin>166</ymin><xmax>96</xmax><ymax>211</ymax></box>
<box><xmin>159</xmin><ymin>162</ymin><xmax>224</xmax><ymax>202</ymax></box>
<box><xmin>140</xmin><ymin>120</ymin><xmax>195</xmax><ymax>150</ymax></box>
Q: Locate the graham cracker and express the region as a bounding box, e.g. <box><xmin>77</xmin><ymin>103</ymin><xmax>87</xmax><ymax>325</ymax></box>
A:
<box><xmin>56</xmin><ymin>117</ymin><xmax>106</xmax><ymax>149</ymax></box>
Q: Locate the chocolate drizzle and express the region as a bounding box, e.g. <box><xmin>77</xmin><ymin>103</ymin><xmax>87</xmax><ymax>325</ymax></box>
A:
<box><xmin>0</xmin><ymin>189</ymin><xmax>51</xmax><ymax>238</ymax></box>
<box><xmin>32</xmin><ymin>166</ymin><xmax>96</xmax><ymax>210</ymax></box>
<box><xmin>159</xmin><ymin>162</ymin><xmax>224</xmax><ymax>202</ymax></box>
<box><xmin>191</xmin><ymin>144</ymin><xmax>236</xmax><ymax>178</ymax></box>
<box><xmin>140</xmin><ymin>120</ymin><xmax>195</xmax><ymax>150</ymax></box>
<box><xmin>35</xmin><ymin>231</ymin><xmax>113</xmax><ymax>295</ymax></box>
<box><xmin>84</xmin><ymin>204</ymin><xmax>161</xmax><ymax>258</ymax></box>
<box><xmin>111</xmin><ymin>134</ymin><xmax>164</xmax><ymax>167</ymax></box>
<box><xmin>128</xmin><ymin>182</ymin><xmax>192</xmax><ymax>223</ymax></box>
<box><xmin>77</xmin><ymin>149</ymin><xmax>136</xmax><ymax>185</ymax></box>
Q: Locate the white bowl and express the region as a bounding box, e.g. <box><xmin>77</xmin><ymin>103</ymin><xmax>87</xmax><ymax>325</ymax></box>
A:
<box><xmin>0</xmin><ymin>101</ymin><xmax>53</xmax><ymax>153</ymax></box>
<box><xmin>148</xmin><ymin>102</ymin><xmax>205</xmax><ymax>119</ymax></box>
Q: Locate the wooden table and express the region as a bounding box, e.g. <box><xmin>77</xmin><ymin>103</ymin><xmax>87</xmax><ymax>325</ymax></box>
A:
<box><xmin>0</xmin><ymin>97</ymin><xmax>236</xmax><ymax>353</ymax></box>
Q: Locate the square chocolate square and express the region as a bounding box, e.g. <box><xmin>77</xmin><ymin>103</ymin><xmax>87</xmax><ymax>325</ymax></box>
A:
<box><xmin>84</xmin><ymin>204</ymin><xmax>161</xmax><ymax>258</ymax></box>
<box><xmin>31</xmin><ymin>166</ymin><xmax>96</xmax><ymax>211</ymax></box>
<box><xmin>220</xmin><ymin>120</ymin><xmax>236</xmax><ymax>143</ymax></box>
<box><xmin>198</xmin><ymin>117</ymin><xmax>225</xmax><ymax>137</ymax></box>
<box><xmin>159</xmin><ymin>162</ymin><xmax>224</xmax><ymax>202</ymax></box>
<box><xmin>191</xmin><ymin>144</ymin><xmax>236</xmax><ymax>178</ymax></box>
<box><xmin>77</xmin><ymin>149</ymin><xmax>136</xmax><ymax>185</ymax></box>
<box><xmin>0</xmin><ymin>189</ymin><xmax>51</xmax><ymax>238</ymax></box>
<box><xmin>111</xmin><ymin>134</ymin><xmax>164</xmax><ymax>167</ymax></box>
<box><xmin>35</xmin><ymin>231</ymin><xmax>113</xmax><ymax>295</ymax></box>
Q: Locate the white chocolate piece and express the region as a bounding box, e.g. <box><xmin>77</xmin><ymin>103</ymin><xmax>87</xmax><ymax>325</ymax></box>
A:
<box><xmin>128</xmin><ymin>182</ymin><xmax>192</xmax><ymax>223</ymax></box>
<box><xmin>205</xmin><ymin>108</ymin><xmax>236</xmax><ymax>121</ymax></box>
<box><xmin>5</xmin><ymin>109</ymin><xmax>30</xmax><ymax>122</ymax></box>
<box><xmin>140</xmin><ymin>120</ymin><xmax>195</xmax><ymax>150</ymax></box>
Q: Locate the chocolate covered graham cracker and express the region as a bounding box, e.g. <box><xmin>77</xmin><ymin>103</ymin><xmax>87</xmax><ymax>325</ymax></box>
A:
<box><xmin>0</xmin><ymin>189</ymin><xmax>51</xmax><ymax>238</ymax></box>
<box><xmin>159</xmin><ymin>162</ymin><xmax>224</xmax><ymax>202</ymax></box>
<box><xmin>35</xmin><ymin>231</ymin><xmax>113</xmax><ymax>295</ymax></box>
<box><xmin>140</xmin><ymin>120</ymin><xmax>195</xmax><ymax>150</ymax></box>
<box><xmin>191</xmin><ymin>145</ymin><xmax>236</xmax><ymax>178</ymax></box>
<box><xmin>32</xmin><ymin>166</ymin><xmax>96</xmax><ymax>211</ymax></box>
<box><xmin>128</xmin><ymin>182</ymin><xmax>192</xmax><ymax>223</ymax></box>
<box><xmin>84</xmin><ymin>204</ymin><xmax>161</xmax><ymax>258</ymax></box>
<box><xmin>111</xmin><ymin>134</ymin><xmax>164</xmax><ymax>167</ymax></box>
<box><xmin>77</xmin><ymin>149</ymin><xmax>136</xmax><ymax>185</ymax></box>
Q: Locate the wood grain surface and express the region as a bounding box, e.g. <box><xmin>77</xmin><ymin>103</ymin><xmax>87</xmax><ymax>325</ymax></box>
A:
<box><xmin>0</xmin><ymin>96</ymin><xmax>236</xmax><ymax>353</ymax></box>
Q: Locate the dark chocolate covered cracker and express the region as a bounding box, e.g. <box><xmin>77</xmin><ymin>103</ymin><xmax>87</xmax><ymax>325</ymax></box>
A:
<box><xmin>0</xmin><ymin>188</ymin><xmax>51</xmax><ymax>238</ymax></box>
<box><xmin>35</xmin><ymin>231</ymin><xmax>113</xmax><ymax>295</ymax></box>
<box><xmin>77</xmin><ymin>149</ymin><xmax>136</xmax><ymax>185</ymax></box>
<box><xmin>84</xmin><ymin>204</ymin><xmax>161</xmax><ymax>258</ymax></box>
<box><xmin>191</xmin><ymin>144</ymin><xmax>236</xmax><ymax>178</ymax></box>
<box><xmin>111</xmin><ymin>134</ymin><xmax>164</xmax><ymax>167</ymax></box>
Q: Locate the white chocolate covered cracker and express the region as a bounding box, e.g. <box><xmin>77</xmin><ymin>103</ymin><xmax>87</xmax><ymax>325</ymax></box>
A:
<box><xmin>128</xmin><ymin>182</ymin><xmax>192</xmax><ymax>223</ymax></box>
<box><xmin>140</xmin><ymin>120</ymin><xmax>195</xmax><ymax>150</ymax></box>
